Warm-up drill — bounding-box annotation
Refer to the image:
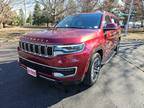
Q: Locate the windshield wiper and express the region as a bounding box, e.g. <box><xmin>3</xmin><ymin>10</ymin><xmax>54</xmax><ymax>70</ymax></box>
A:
<box><xmin>56</xmin><ymin>26</ymin><xmax>86</xmax><ymax>29</ymax></box>
<box><xmin>56</xmin><ymin>27</ymin><xmax>68</xmax><ymax>28</ymax></box>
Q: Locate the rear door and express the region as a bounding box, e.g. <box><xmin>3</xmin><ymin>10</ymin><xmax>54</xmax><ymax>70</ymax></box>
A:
<box><xmin>111</xmin><ymin>17</ymin><xmax>121</xmax><ymax>49</ymax></box>
<box><xmin>103</xmin><ymin>15</ymin><xmax>114</xmax><ymax>60</ymax></box>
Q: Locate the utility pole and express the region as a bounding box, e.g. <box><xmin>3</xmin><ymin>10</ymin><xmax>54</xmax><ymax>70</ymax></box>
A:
<box><xmin>24</xmin><ymin>0</ymin><xmax>26</xmax><ymax>25</ymax></box>
<box><xmin>125</xmin><ymin>0</ymin><xmax>134</xmax><ymax>36</ymax></box>
<box><xmin>142</xmin><ymin>0</ymin><xmax>144</xmax><ymax>30</ymax></box>
<box><xmin>142</xmin><ymin>0</ymin><xmax>144</xmax><ymax>12</ymax></box>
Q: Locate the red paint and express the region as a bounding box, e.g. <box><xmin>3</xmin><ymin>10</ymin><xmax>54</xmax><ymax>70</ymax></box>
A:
<box><xmin>18</xmin><ymin>11</ymin><xmax>121</xmax><ymax>83</ymax></box>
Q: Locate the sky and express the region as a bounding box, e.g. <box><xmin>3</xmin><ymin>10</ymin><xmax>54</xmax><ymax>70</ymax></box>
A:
<box><xmin>11</xmin><ymin>0</ymin><xmax>35</xmax><ymax>18</ymax></box>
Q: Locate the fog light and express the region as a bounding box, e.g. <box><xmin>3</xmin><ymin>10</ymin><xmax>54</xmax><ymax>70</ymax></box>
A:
<box><xmin>53</xmin><ymin>72</ymin><xmax>64</xmax><ymax>78</ymax></box>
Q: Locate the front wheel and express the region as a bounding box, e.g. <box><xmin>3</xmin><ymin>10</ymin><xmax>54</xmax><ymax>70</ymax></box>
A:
<box><xmin>83</xmin><ymin>53</ymin><xmax>102</xmax><ymax>86</ymax></box>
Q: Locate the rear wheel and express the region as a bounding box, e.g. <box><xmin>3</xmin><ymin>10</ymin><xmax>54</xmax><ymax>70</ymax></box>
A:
<box><xmin>83</xmin><ymin>53</ymin><xmax>101</xmax><ymax>86</ymax></box>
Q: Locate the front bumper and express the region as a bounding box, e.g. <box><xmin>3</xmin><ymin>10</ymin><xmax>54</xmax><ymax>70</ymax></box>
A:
<box><xmin>19</xmin><ymin>57</ymin><xmax>77</xmax><ymax>78</ymax></box>
<box><xmin>18</xmin><ymin>47</ymin><xmax>90</xmax><ymax>83</ymax></box>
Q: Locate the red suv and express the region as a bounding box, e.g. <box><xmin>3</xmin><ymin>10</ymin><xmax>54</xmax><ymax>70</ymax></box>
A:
<box><xmin>18</xmin><ymin>11</ymin><xmax>121</xmax><ymax>86</ymax></box>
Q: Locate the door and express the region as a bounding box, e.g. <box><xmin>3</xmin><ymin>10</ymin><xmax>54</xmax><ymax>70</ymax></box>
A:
<box><xmin>103</xmin><ymin>15</ymin><xmax>114</xmax><ymax>61</ymax></box>
<box><xmin>111</xmin><ymin>17</ymin><xmax>120</xmax><ymax>49</ymax></box>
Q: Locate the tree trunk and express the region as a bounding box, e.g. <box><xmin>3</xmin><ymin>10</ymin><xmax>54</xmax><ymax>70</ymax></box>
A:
<box><xmin>2</xmin><ymin>22</ymin><xmax>6</xmax><ymax>28</ymax></box>
<box><xmin>46</xmin><ymin>21</ymin><xmax>49</xmax><ymax>27</ymax></box>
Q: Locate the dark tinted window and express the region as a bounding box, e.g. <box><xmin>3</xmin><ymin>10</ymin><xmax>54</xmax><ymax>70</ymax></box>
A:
<box><xmin>105</xmin><ymin>15</ymin><xmax>111</xmax><ymax>24</ymax></box>
<box><xmin>56</xmin><ymin>13</ymin><xmax>102</xmax><ymax>29</ymax></box>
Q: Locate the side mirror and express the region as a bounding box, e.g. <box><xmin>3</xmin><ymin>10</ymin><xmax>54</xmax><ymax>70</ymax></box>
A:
<box><xmin>103</xmin><ymin>23</ymin><xmax>117</xmax><ymax>31</ymax></box>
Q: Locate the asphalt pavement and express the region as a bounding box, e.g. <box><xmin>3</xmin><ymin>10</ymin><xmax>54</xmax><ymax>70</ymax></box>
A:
<box><xmin>0</xmin><ymin>40</ymin><xmax>144</xmax><ymax>108</ymax></box>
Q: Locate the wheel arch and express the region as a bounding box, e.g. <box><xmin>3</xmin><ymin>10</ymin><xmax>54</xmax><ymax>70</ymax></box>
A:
<box><xmin>94</xmin><ymin>47</ymin><xmax>103</xmax><ymax>61</ymax></box>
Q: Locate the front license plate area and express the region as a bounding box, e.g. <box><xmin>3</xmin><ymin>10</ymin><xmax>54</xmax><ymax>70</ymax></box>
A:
<box><xmin>27</xmin><ymin>67</ymin><xmax>37</xmax><ymax>77</ymax></box>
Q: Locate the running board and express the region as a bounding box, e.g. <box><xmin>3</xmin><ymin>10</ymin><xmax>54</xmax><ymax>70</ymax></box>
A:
<box><xmin>102</xmin><ymin>51</ymin><xmax>116</xmax><ymax>65</ymax></box>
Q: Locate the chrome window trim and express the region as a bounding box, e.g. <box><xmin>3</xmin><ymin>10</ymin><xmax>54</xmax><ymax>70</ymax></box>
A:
<box><xmin>19</xmin><ymin>56</ymin><xmax>77</xmax><ymax>78</ymax></box>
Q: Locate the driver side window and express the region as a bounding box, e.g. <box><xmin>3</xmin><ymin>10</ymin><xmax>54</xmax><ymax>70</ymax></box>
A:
<box><xmin>104</xmin><ymin>15</ymin><xmax>111</xmax><ymax>27</ymax></box>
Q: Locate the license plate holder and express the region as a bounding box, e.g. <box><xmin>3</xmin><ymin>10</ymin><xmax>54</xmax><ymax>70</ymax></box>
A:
<box><xmin>27</xmin><ymin>67</ymin><xmax>37</xmax><ymax>77</ymax></box>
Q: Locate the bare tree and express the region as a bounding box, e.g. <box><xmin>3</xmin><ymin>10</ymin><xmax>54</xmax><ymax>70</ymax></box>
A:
<box><xmin>65</xmin><ymin>0</ymin><xmax>78</xmax><ymax>16</ymax></box>
<box><xmin>35</xmin><ymin>0</ymin><xmax>68</xmax><ymax>23</ymax></box>
<box><xmin>0</xmin><ymin>0</ymin><xmax>14</xmax><ymax>28</ymax></box>
<box><xmin>77</xmin><ymin>0</ymin><xmax>99</xmax><ymax>12</ymax></box>
<box><xmin>123</xmin><ymin>0</ymin><xmax>144</xmax><ymax>31</ymax></box>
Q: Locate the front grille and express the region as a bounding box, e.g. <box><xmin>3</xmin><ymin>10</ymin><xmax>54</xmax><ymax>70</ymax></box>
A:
<box><xmin>19</xmin><ymin>41</ymin><xmax>53</xmax><ymax>57</ymax></box>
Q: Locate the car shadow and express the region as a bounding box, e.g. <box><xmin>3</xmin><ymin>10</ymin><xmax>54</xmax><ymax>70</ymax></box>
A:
<box><xmin>0</xmin><ymin>61</ymin><xmax>89</xmax><ymax>108</ymax></box>
<box><xmin>119</xmin><ymin>41</ymin><xmax>144</xmax><ymax>70</ymax></box>
<box><xmin>0</xmin><ymin>40</ymin><xmax>143</xmax><ymax>108</ymax></box>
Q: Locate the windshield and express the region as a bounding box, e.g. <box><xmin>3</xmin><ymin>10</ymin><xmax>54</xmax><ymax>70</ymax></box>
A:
<box><xmin>56</xmin><ymin>13</ymin><xmax>102</xmax><ymax>29</ymax></box>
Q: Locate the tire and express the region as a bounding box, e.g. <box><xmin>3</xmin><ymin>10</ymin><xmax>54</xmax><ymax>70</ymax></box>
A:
<box><xmin>83</xmin><ymin>53</ymin><xmax>102</xmax><ymax>86</ymax></box>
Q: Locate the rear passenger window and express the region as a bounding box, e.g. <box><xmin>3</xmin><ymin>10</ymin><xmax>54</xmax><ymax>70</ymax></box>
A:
<box><xmin>111</xmin><ymin>18</ymin><xmax>115</xmax><ymax>23</ymax></box>
<box><xmin>115</xmin><ymin>19</ymin><xmax>119</xmax><ymax>25</ymax></box>
<box><xmin>111</xmin><ymin>17</ymin><xmax>119</xmax><ymax>26</ymax></box>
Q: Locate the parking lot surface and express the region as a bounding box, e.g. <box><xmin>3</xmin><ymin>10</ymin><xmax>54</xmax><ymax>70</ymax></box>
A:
<box><xmin>0</xmin><ymin>41</ymin><xmax>144</xmax><ymax>108</ymax></box>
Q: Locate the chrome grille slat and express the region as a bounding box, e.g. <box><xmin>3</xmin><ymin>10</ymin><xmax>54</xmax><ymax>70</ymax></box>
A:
<box><xmin>38</xmin><ymin>45</ymin><xmax>41</xmax><ymax>55</ymax></box>
<box><xmin>20</xmin><ymin>41</ymin><xmax>53</xmax><ymax>57</ymax></box>
<box><xmin>24</xmin><ymin>43</ymin><xmax>26</xmax><ymax>51</ymax></box>
<box><xmin>28</xmin><ymin>43</ymin><xmax>30</xmax><ymax>52</ymax></box>
<box><xmin>33</xmin><ymin>44</ymin><xmax>35</xmax><ymax>53</ymax></box>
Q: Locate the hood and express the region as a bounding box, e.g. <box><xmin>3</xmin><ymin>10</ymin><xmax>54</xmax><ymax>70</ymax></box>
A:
<box><xmin>21</xmin><ymin>28</ymin><xmax>100</xmax><ymax>44</ymax></box>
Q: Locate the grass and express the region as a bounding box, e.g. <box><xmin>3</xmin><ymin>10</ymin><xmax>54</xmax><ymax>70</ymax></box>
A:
<box><xmin>0</xmin><ymin>27</ymin><xmax>41</xmax><ymax>48</ymax></box>
<box><xmin>0</xmin><ymin>27</ymin><xmax>144</xmax><ymax>47</ymax></box>
<box><xmin>0</xmin><ymin>27</ymin><xmax>40</xmax><ymax>41</ymax></box>
<box><xmin>122</xmin><ymin>32</ymin><xmax>144</xmax><ymax>40</ymax></box>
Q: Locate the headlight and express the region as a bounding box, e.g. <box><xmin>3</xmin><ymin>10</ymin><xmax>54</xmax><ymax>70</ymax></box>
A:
<box><xmin>54</xmin><ymin>43</ymin><xmax>85</xmax><ymax>56</ymax></box>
